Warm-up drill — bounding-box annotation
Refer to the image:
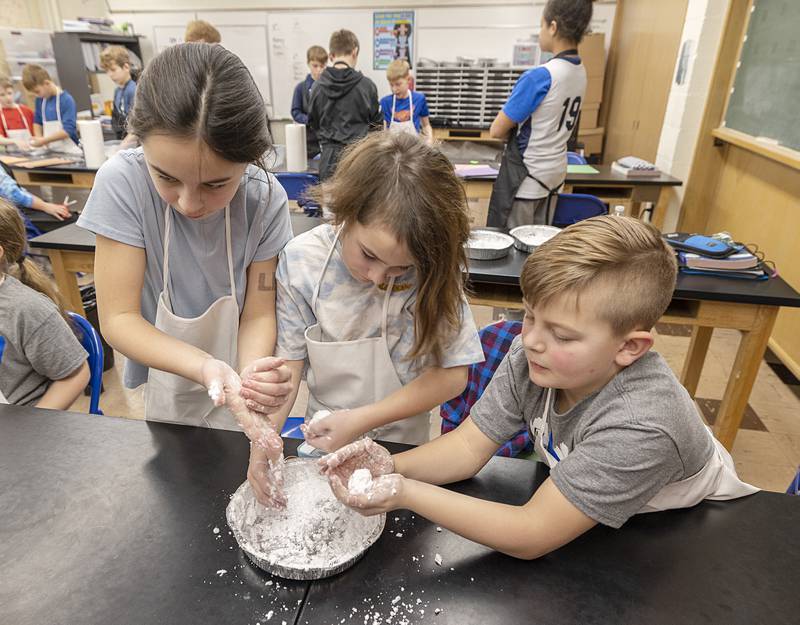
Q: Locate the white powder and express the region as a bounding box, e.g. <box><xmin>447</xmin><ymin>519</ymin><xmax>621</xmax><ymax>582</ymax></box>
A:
<box><xmin>309</xmin><ymin>410</ymin><xmax>331</xmax><ymax>427</ymax></box>
<box><xmin>207</xmin><ymin>380</ymin><xmax>224</xmax><ymax>404</ymax></box>
<box><xmin>467</xmin><ymin>231</ymin><xmax>513</xmax><ymax>250</ymax></box>
<box><xmin>348</xmin><ymin>469</ymin><xmax>373</xmax><ymax>495</ymax></box>
<box><xmin>228</xmin><ymin>460</ymin><xmax>383</xmax><ymax>577</ymax></box>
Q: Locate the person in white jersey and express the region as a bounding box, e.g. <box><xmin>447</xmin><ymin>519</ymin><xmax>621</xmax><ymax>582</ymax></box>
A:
<box><xmin>488</xmin><ymin>0</ymin><xmax>592</xmax><ymax>229</ymax></box>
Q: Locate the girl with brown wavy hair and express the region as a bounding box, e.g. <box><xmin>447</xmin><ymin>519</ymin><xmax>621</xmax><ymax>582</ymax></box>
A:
<box><xmin>246</xmin><ymin>132</ymin><xmax>484</xmax><ymax>506</ymax></box>
<box><xmin>0</xmin><ymin>199</ymin><xmax>89</xmax><ymax>407</ymax></box>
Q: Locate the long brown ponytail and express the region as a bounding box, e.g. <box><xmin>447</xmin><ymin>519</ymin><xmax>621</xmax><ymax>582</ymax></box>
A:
<box><xmin>310</xmin><ymin>133</ymin><xmax>471</xmax><ymax>366</ymax></box>
<box><xmin>0</xmin><ymin>199</ymin><xmax>68</xmax><ymax>321</ymax></box>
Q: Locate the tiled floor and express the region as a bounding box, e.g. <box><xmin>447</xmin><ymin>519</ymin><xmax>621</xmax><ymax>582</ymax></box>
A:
<box><xmin>70</xmin><ymin>305</ymin><xmax>800</xmax><ymax>493</ymax></box>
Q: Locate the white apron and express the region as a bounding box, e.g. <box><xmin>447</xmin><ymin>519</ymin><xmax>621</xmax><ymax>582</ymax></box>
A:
<box><xmin>388</xmin><ymin>93</ymin><xmax>418</xmax><ymax>136</ymax></box>
<box><xmin>40</xmin><ymin>91</ymin><xmax>82</xmax><ymax>156</ymax></box>
<box><xmin>304</xmin><ymin>229</ymin><xmax>430</xmax><ymax>445</ymax></box>
<box><xmin>144</xmin><ymin>205</ymin><xmax>241</xmax><ymax>431</ymax></box>
<box><xmin>533</xmin><ymin>388</ymin><xmax>759</xmax><ymax>513</ymax></box>
<box><xmin>1</xmin><ymin>104</ymin><xmax>32</xmax><ymax>143</ymax></box>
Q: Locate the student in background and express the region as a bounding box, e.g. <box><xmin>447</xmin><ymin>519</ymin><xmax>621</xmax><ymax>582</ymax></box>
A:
<box><xmin>380</xmin><ymin>60</ymin><xmax>432</xmax><ymax>144</ymax></box>
<box><xmin>99</xmin><ymin>45</ymin><xmax>138</xmax><ymax>148</ymax></box>
<box><xmin>291</xmin><ymin>45</ymin><xmax>328</xmax><ymax>159</ymax></box>
<box><xmin>308</xmin><ymin>29</ymin><xmax>382</xmax><ymax>180</ymax></box>
<box><xmin>0</xmin><ymin>199</ymin><xmax>89</xmax><ymax>408</ymax></box>
<box><xmin>0</xmin><ymin>166</ymin><xmax>70</xmax><ymax>228</ymax></box>
<box><xmin>0</xmin><ymin>77</ymin><xmax>34</xmax><ymax>150</ymax></box>
<box><xmin>487</xmin><ymin>0</ymin><xmax>591</xmax><ymax>228</ymax></box>
<box><xmin>321</xmin><ymin>217</ymin><xmax>757</xmax><ymax>559</ymax></box>
<box><xmin>21</xmin><ymin>64</ymin><xmax>82</xmax><ymax>155</ymax></box>
<box><xmin>184</xmin><ymin>20</ymin><xmax>221</xmax><ymax>44</ymax></box>
<box><xmin>245</xmin><ymin>133</ymin><xmax>484</xmax><ymax>506</ymax></box>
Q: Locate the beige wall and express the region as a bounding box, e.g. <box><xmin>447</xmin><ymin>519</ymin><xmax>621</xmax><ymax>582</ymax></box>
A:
<box><xmin>0</xmin><ymin>0</ymin><xmax>47</xmax><ymax>29</ymax></box>
<box><xmin>654</xmin><ymin>0</ymin><xmax>729</xmax><ymax>231</ymax></box>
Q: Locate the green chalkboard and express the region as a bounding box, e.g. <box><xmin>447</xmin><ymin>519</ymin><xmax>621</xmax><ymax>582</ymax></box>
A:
<box><xmin>723</xmin><ymin>0</ymin><xmax>800</xmax><ymax>152</ymax></box>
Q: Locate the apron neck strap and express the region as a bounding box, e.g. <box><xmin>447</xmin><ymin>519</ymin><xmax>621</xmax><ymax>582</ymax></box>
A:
<box><xmin>162</xmin><ymin>204</ymin><xmax>235</xmax><ymax>312</ymax></box>
<box><xmin>380</xmin><ymin>277</ymin><xmax>395</xmax><ymax>337</ymax></box>
<box><xmin>41</xmin><ymin>90</ymin><xmax>61</xmax><ymax>124</ymax></box>
<box><xmin>391</xmin><ymin>92</ymin><xmax>413</xmax><ymax>121</ymax></box>
<box><xmin>312</xmin><ymin>225</ymin><xmax>395</xmax><ymax>338</ymax></box>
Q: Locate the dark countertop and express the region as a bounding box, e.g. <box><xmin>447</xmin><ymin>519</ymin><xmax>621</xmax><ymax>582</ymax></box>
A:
<box><xmin>2</xmin><ymin>405</ymin><xmax>798</xmax><ymax>625</ymax></box>
<box><xmin>30</xmin><ymin>215</ymin><xmax>800</xmax><ymax>308</ymax></box>
<box><xmin>467</xmin><ymin>245</ymin><xmax>800</xmax><ymax>308</ymax></box>
<box><xmin>454</xmin><ymin>162</ymin><xmax>682</xmax><ymax>186</ymax></box>
<box><xmin>29</xmin><ymin>212</ymin><xmax>322</xmax><ymax>252</ymax></box>
<box><xmin>9</xmin><ymin>149</ymin><xmax>679</xmax><ymax>188</ymax></box>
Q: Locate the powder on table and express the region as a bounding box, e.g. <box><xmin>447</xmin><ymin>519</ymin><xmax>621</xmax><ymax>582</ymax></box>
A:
<box><xmin>348</xmin><ymin>468</ymin><xmax>373</xmax><ymax>495</ymax></box>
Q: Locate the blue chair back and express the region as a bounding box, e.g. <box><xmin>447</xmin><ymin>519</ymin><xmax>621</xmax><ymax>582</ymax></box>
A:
<box><xmin>788</xmin><ymin>467</ymin><xmax>800</xmax><ymax>495</ymax></box>
<box><xmin>274</xmin><ymin>172</ymin><xmax>320</xmax><ymax>216</ymax></box>
<box><xmin>67</xmin><ymin>312</ymin><xmax>104</xmax><ymax>415</ymax></box>
<box><xmin>567</xmin><ymin>151</ymin><xmax>587</xmax><ymax>165</ymax></box>
<box><xmin>0</xmin><ymin>336</ymin><xmax>5</xmax><ymax>364</ymax></box>
<box><xmin>440</xmin><ymin>320</ymin><xmax>532</xmax><ymax>458</ymax></box>
<box><xmin>281</xmin><ymin>416</ymin><xmax>305</xmax><ymax>439</ymax></box>
<box><xmin>552</xmin><ymin>193</ymin><xmax>607</xmax><ymax>228</ymax></box>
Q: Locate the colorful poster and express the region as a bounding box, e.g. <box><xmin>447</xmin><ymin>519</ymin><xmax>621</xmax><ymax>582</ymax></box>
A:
<box><xmin>373</xmin><ymin>11</ymin><xmax>414</xmax><ymax>70</ymax></box>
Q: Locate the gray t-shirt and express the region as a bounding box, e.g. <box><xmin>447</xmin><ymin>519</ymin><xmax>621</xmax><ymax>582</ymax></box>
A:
<box><xmin>77</xmin><ymin>148</ymin><xmax>293</xmax><ymax>388</ymax></box>
<box><xmin>0</xmin><ymin>276</ymin><xmax>88</xmax><ymax>405</ymax></box>
<box><xmin>470</xmin><ymin>336</ymin><xmax>714</xmax><ymax>528</ymax></box>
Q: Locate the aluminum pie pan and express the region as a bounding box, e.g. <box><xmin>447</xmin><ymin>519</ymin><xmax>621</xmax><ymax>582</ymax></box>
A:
<box><xmin>226</xmin><ymin>458</ymin><xmax>385</xmax><ymax>580</ymax></box>
<box><xmin>509</xmin><ymin>225</ymin><xmax>562</xmax><ymax>253</ymax></box>
<box><xmin>465</xmin><ymin>228</ymin><xmax>515</xmax><ymax>260</ymax></box>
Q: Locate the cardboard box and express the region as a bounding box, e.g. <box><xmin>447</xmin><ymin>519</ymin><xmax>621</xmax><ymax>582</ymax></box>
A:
<box><xmin>584</xmin><ymin>75</ymin><xmax>604</xmax><ymax>105</ymax></box>
<box><xmin>578</xmin><ymin>126</ymin><xmax>604</xmax><ymax>156</ymax></box>
<box><xmin>580</xmin><ymin>102</ymin><xmax>600</xmax><ymax>129</ymax></box>
<box><xmin>578</xmin><ymin>32</ymin><xmax>605</xmax><ymax>78</ymax></box>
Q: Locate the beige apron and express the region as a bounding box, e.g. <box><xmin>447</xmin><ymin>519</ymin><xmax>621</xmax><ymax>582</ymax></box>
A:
<box><xmin>534</xmin><ymin>388</ymin><xmax>759</xmax><ymax>512</ymax></box>
<box><xmin>388</xmin><ymin>92</ymin><xmax>418</xmax><ymax>136</ymax></box>
<box><xmin>40</xmin><ymin>91</ymin><xmax>82</xmax><ymax>156</ymax></box>
<box><xmin>304</xmin><ymin>228</ymin><xmax>430</xmax><ymax>445</ymax></box>
<box><xmin>1</xmin><ymin>104</ymin><xmax>32</xmax><ymax>143</ymax></box>
<box><xmin>144</xmin><ymin>205</ymin><xmax>241</xmax><ymax>431</ymax></box>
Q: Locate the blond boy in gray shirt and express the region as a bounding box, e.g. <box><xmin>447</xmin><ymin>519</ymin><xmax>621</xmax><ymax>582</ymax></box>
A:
<box><xmin>320</xmin><ymin>216</ymin><xmax>757</xmax><ymax>559</ymax></box>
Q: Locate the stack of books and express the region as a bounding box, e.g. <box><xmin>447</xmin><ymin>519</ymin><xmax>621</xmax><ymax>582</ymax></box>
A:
<box><xmin>63</xmin><ymin>18</ymin><xmax>116</xmax><ymax>34</ymax></box>
<box><xmin>677</xmin><ymin>249</ymin><xmax>768</xmax><ymax>280</ymax></box>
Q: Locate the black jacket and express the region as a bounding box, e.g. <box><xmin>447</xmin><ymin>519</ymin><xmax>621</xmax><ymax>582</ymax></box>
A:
<box><xmin>307</xmin><ymin>63</ymin><xmax>382</xmax><ymax>148</ymax></box>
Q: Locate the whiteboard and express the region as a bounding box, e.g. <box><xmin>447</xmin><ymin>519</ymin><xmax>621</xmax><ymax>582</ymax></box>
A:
<box><xmin>112</xmin><ymin>3</ymin><xmax>617</xmax><ymax>121</ymax></box>
<box><xmin>268</xmin><ymin>10</ymin><xmax>385</xmax><ymax>120</ymax></box>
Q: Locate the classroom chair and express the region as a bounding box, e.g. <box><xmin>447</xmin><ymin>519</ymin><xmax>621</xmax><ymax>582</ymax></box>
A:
<box><xmin>552</xmin><ymin>193</ymin><xmax>608</xmax><ymax>228</ymax></box>
<box><xmin>567</xmin><ymin>151</ymin><xmax>587</xmax><ymax>165</ymax></box>
<box><xmin>67</xmin><ymin>312</ymin><xmax>104</xmax><ymax>415</ymax></box>
<box><xmin>440</xmin><ymin>320</ymin><xmax>532</xmax><ymax>458</ymax></box>
<box><xmin>281</xmin><ymin>416</ymin><xmax>305</xmax><ymax>439</ymax></box>
<box><xmin>788</xmin><ymin>467</ymin><xmax>800</xmax><ymax>495</ymax></box>
<box><xmin>273</xmin><ymin>172</ymin><xmax>320</xmax><ymax>217</ymax></box>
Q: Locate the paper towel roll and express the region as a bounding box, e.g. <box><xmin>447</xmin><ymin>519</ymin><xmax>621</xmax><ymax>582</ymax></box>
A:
<box><xmin>78</xmin><ymin>120</ymin><xmax>106</xmax><ymax>168</ymax></box>
<box><xmin>285</xmin><ymin>123</ymin><xmax>307</xmax><ymax>172</ymax></box>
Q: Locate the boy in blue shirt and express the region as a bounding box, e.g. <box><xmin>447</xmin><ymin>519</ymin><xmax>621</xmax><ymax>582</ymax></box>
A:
<box><xmin>291</xmin><ymin>45</ymin><xmax>328</xmax><ymax>159</ymax></box>
<box><xmin>380</xmin><ymin>60</ymin><xmax>432</xmax><ymax>144</ymax></box>
<box><xmin>488</xmin><ymin>0</ymin><xmax>592</xmax><ymax>228</ymax></box>
<box><xmin>22</xmin><ymin>64</ymin><xmax>80</xmax><ymax>154</ymax></box>
<box><xmin>99</xmin><ymin>45</ymin><xmax>138</xmax><ymax>148</ymax></box>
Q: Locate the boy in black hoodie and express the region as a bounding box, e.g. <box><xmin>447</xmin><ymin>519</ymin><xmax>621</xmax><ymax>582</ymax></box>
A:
<box><xmin>308</xmin><ymin>29</ymin><xmax>382</xmax><ymax>180</ymax></box>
